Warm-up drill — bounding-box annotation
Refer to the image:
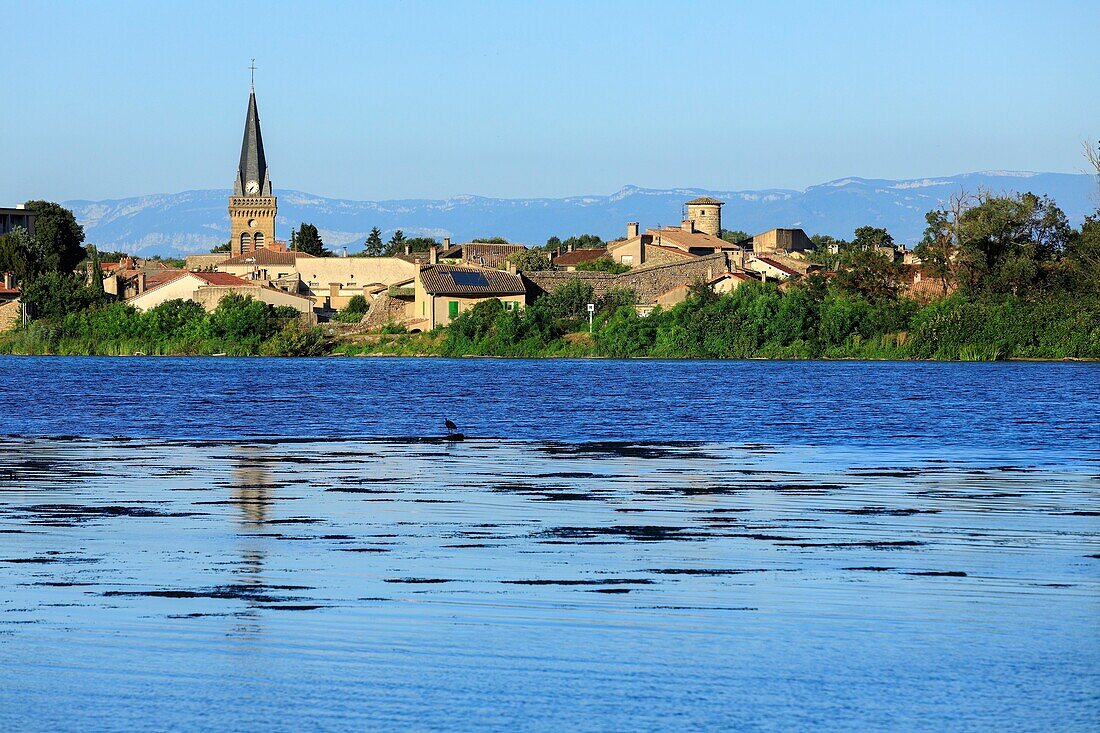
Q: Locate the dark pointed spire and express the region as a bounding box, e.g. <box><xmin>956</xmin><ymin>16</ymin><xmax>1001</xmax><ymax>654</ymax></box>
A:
<box><xmin>234</xmin><ymin>84</ymin><xmax>270</xmax><ymax>197</ymax></box>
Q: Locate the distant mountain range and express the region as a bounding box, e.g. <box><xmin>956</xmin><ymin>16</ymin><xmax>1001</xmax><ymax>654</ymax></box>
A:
<box><xmin>64</xmin><ymin>172</ymin><xmax>1097</xmax><ymax>257</ymax></box>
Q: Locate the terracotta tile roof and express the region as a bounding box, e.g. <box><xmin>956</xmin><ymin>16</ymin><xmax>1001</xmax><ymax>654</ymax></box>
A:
<box><xmin>685</xmin><ymin>196</ymin><xmax>724</xmax><ymax>205</ymax></box>
<box><xmin>463</xmin><ymin>243</ymin><xmax>528</xmax><ymax>268</ymax></box>
<box><xmin>192</xmin><ymin>271</ymin><xmax>250</xmax><ymax>286</ymax></box>
<box><xmin>0</xmin><ymin>287</ymin><xmax>20</xmax><ymax>295</ymax></box>
<box><xmin>419</xmin><ymin>265</ymin><xmax>526</xmax><ymax>296</ymax></box>
<box><xmin>755</xmin><ymin>256</ymin><xmax>802</xmax><ymax>277</ymax></box>
<box><xmin>221</xmin><ymin>250</ymin><xmax>315</xmax><ymax>266</ymax></box>
<box><xmin>122</xmin><ymin>271</ymin><xmax>188</xmax><ymax>300</ymax></box>
<box><xmin>552</xmin><ymin>248</ymin><xmax>607</xmax><ymax>266</ymax></box>
<box><xmin>651</xmin><ymin>228</ymin><xmax>734</xmax><ymax>252</ymax></box>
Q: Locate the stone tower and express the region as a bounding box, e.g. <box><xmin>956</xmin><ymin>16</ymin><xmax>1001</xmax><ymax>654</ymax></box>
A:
<box><xmin>228</xmin><ymin>84</ymin><xmax>277</xmax><ymax>256</ymax></box>
<box><xmin>685</xmin><ymin>197</ymin><xmax>724</xmax><ymax>237</ymax></box>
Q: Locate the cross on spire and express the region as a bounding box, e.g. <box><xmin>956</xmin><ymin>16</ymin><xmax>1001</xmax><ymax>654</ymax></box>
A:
<box><xmin>249</xmin><ymin>58</ymin><xmax>256</xmax><ymax>89</ymax></box>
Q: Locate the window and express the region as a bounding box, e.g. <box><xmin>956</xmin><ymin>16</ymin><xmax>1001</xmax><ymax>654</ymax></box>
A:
<box><xmin>448</xmin><ymin>301</ymin><xmax>459</xmax><ymax>318</ymax></box>
<box><xmin>504</xmin><ymin>300</ymin><xmax>516</xmax><ymax>311</ymax></box>
<box><xmin>240</xmin><ymin>232</ymin><xmax>251</xmax><ymax>252</ymax></box>
<box><xmin>254</xmin><ymin>232</ymin><xmax>265</xmax><ymax>249</ymax></box>
<box><xmin>621</xmin><ymin>255</ymin><xmax>634</xmax><ymax>265</ymax></box>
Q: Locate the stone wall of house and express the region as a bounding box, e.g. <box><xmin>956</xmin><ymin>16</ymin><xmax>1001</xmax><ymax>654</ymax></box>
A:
<box><xmin>639</xmin><ymin>245</ymin><xmax>694</xmax><ymax>268</ymax></box>
<box><xmin>617</xmin><ymin>253</ymin><xmax>730</xmax><ymax>303</ymax></box>
<box><xmin>360</xmin><ymin>293</ymin><xmax>411</xmax><ymax>331</ymax></box>
<box><xmin>185</xmin><ymin>254</ymin><xmax>231</xmax><ymax>271</ymax></box>
<box><xmin>522</xmin><ymin>253</ymin><xmax>732</xmax><ymax>306</ymax></box>
<box><xmin>521</xmin><ymin>272</ymin><xmax>619</xmax><ymax>302</ymax></box>
<box><xmin>0</xmin><ymin>300</ymin><xmax>20</xmax><ymax>331</ymax></box>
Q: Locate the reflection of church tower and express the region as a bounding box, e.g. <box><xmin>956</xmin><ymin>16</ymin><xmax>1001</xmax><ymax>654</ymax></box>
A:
<box><xmin>228</xmin><ymin>81</ymin><xmax>277</xmax><ymax>256</ymax></box>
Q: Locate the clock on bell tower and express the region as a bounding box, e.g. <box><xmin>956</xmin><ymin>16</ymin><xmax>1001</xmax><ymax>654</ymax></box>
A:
<box><xmin>228</xmin><ymin>79</ymin><xmax>277</xmax><ymax>257</ymax></box>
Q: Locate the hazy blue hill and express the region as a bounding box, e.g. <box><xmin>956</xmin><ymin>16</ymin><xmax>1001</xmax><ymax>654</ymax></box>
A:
<box><xmin>64</xmin><ymin>172</ymin><xmax>1096</xmax><ymax>257</ymax></box>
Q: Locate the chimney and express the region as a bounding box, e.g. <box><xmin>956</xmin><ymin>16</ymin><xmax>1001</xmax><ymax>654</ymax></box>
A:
<box><xmin>404</xmin><ymin>243</ymin><xmax>411</xmax><ymax>256</ymax></box>
<box><xmin>443</xmin><ymin>237</ymin><xmax>451</xmax><ymax>248</ymax></box>
<box><xmin>429</xmin><ymin>244</ymin><xmax>438</xmax><ymax>265</ymax></box>
<box><xmin>2</xmin><ymin>272</ymin><xmax>11</xmax><ymax>290</ymax></box>
<box><xmin>681</xmin><ymin>219</ymin><xmax>694</xmax><ymax>233</ymax></box>
<box><xmin>137</xmin><ymin>272</ymin><xmax>147</xmax><ymax>294</ymax></box>
<box><xmin>506</xmin><ymin>261</ymin><xmax>517</xmax><ymax>275</ymax></box>
<box><xmin>627</xmin><ymin>222</ymin><xmax>639</xmax><ymax>238</ymax></box>
<box><xmin>568</xmin><ymin>243</ymin><xmax>574</xmax><ymax>252</ymax></box>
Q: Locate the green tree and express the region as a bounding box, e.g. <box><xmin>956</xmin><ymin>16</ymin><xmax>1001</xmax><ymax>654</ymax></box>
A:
<box><xmin>363</xmin><ymin>227</ymin><xmax>384</xmax><ymax>256</ymax></box>
<box><xmin>545</xmin><ymin>278</ymin><xmax>594</xmax><ymax>320</ymax></box>
<box><xmin>471</xmin><ymin>236</ymin><xmax>508</xmax><ymax>244</ymax></box>
<box><xmin>807</xmin><ymin>234</ymin><xmax>847</xmax><ymax>269</ymax></box>
<box><xmin>507</xmin><ymin>248</ymin><xmax>551</xmax><ymax>271</ymax></box>
<box><xmin>545</xmin><ymin>236</ymin><xmax>562</xmax><ymax>251</ymax></box>
<box><xmin>388</xmin><ymin>230</ymin><xmax>407</xmax><ymax>253</ymax></box>
<box><xmin>20</xmin><ymin>271</ymin><xmax>103</xmax><ymax>320</ymax></box>
<box><xmin>0</xmin><ymin>227</ymin><xmax>33</xmax><ymax>281</ymax></box>
<box><xmin>721</xmin><ymin>229</ymin><xmax>751</xmax><ymax>244</ymax></box>
<box><xmin>915</xmin><ymin>210</ymin><xmax>956</xmax><ymax>296</ymax></box>
<box><xmin>575</xmin><ymin>256</ymin><xmax>630</xmax><ymax>274</ymax></box>
<box><xmin>1063</xmin><ymin>215</ymin><xmax>1100</xmax><ymax>294</ymax></box>
<box><xmin>560</xmin><ymin>234</ymin><xmax>603</xmax><ymax>250</ymax></box>
<box><xmin>833</xmin><ymin>247</ymin><xmax>902</xmax><ymax>301</ymax></box>
<box><xmin>850</xmin><ymin>226</ymin><xmax>896</xmax><ymax>257</ymax></box>
<box><xmin>87</xmin><ymin>245</ymin><xmax>105</xmax><ymax>297</ymax></box>
<box><xmin>23</xmin><ymin>200</ymin><xmax>86</xmax><ymax>275</ymax></box>
<box><xmin>211</xmin><ymin>241</ymin><xmax>232</xmax><ymax>253</ymax></box>
<box><xmin>292</xmin><ymin>223</ymin><xmax>329</xmax><ymax>257</ymax></box>
<box><xmin>955</xmin><ymin>191</ymin><xmax>1071</xmax><ymax>295</ymax></box>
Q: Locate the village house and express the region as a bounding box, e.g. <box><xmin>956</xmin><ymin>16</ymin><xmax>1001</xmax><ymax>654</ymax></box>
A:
<box><xmin>740</xmin><ymin>228</ymin><xmax>813</xmax><ymax>255</ymax></box>
<box><xmin>101</xmin><ymin>257</ymin><xmax>186</xmax><ymax>301</ymax></box>
<box><xmin>747</xmin><ymin>253</ymin><xmax>816</xmax><ymax>282</ymax></box>
<box><xmin>411</xmin><ymin>264</ymin><xmax>525</xmax><ymax>330</ymax></box>
<box><xmin>0</xmin><ymin>272</ymin><xmax>21</xmax><ymax>330</ymax></box>
<box><xmin>126</xmin><ymin>270</ymin><xmax>315</xmax><ymax>319</ymax></box>
<box><xmin>437</xmin><ymin>240</ymin><xmax>528</xmax><ymax>268</ymax></box>
<box><xmin>550</xmin><ymin>248</ymin><xmax>606</xmax><ymax>271</ymax></box>
<box><xmin>605</xmin><ymin>198</ymin><xmax>747</xmax><ymax>268</ymax></box>
<box><xmin>213</xmin><ymin>248</ymin><xmax>419</xmax><ymax>312</ymax></box>
<box><xmin>0</xmin><ymin>205</ymin><xmax>35</xmax><ymax>238</ymax></box>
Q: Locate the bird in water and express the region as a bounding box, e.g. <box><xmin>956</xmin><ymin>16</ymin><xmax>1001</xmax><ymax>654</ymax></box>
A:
<box><xmin>444</xmin><ymin>416</ymin><xmax>462</xmax><ymax>440</ymax></box>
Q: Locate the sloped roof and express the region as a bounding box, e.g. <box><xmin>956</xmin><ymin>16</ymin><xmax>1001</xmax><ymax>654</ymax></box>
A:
<box><xmin>463</xmin><ymin>242</ymin><xmax>527</xmax><ymax>268</ymax></box>
<box><xmin>651</xmin><ymin>227</ymin><xmax>735</xmax><ymax>252</ymax></box>
<box><xmin>419</xmin><ymin>265</ymin><xmax>526</xmax><ymax>295</ymax></box>
<box><xmin>221</xmin><ymin>249</ymin><xmax>314</xmax><ymax>267</ymax></box>
<box><xmin>552</xmin><ymin>248</ymin><xmax>607</xmax><ymax>266</ymax></box>
<box><xmin>191</xmin><ymin>271</ymin><xmax>250</xmax><ymax>286</ymax></box>
<box><xmin>685</xmin><ymin>196</ymin><xmax>724</xmax><ymax>205</ymax></box>
<box><xmin>235</xmin><ymin>88</ymin><xmax>271</xmax><ymax>196</ymax></box>
<box><xmin>754</xmin><ymin>256</ymin><xmax>802</xmax><ymax>277</ymax></box>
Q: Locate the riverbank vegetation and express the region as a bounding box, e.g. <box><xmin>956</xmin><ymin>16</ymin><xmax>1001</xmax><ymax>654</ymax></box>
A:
<box><xmin>0</xmin><ymin>294</ymin><xmax>328</xmax><ymax>356</ymax></box>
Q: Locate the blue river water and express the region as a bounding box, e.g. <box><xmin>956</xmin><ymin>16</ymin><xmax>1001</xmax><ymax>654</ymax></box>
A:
<box><xmin>0</xmin><ymin>357</ymin><xmax>1097</xmax><ymax>731</ymax></box>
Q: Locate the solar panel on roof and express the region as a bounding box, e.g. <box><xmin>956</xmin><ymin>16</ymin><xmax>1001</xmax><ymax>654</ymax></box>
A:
<box><xmin>449</xmin><ymin>272</ymin><xmax>489</xmax><ymax>287</ymax></box>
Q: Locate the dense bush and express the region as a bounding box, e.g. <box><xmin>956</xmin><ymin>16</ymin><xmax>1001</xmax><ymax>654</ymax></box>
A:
<box><xmin>333</xmin><ymin>294</ymin><xmax>370</xmax><ymax>323</ymax></box>
<box><xmin>0</xmin><ymin>295</ymin><xmax>328</xmax><ymax>356</ymax></box>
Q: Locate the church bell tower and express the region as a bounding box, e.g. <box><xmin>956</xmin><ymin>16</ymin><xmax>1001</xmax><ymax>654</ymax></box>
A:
<box><xmin>228</xmin><ymin>76</ymin><xmax>277</xmax><ymax>256</ymax></box>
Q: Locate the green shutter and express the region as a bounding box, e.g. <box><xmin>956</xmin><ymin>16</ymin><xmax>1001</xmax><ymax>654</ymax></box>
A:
<box><xmin>448</xmin><ymin>301</ymin><xmax>459</xmax><ymax>318</ymax></box>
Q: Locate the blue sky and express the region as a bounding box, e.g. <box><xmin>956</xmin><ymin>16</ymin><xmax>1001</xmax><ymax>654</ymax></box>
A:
<box><xmin>2</xmin><ymin>0</ymin><xmax>1097</xmax><ymax>203</ymax></box>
